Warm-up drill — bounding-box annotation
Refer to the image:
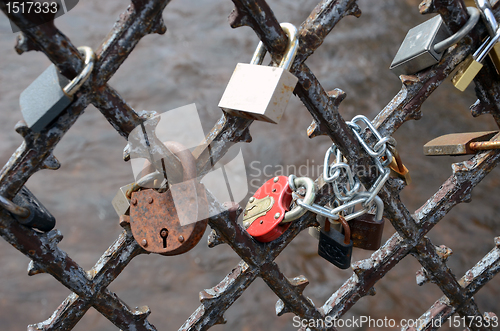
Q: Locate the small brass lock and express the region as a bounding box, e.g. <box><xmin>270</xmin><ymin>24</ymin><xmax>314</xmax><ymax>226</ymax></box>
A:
<box><xmin>452</xmin><ymin>3</ymin><xmax>500</xmax><ymax>91</ymax></box>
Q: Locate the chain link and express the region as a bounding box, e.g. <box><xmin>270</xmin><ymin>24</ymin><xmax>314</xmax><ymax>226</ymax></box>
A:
<box><xmin>319</xmin><ymin>115</ymin><xmax>394</xmax><ymax>220</ymax></box>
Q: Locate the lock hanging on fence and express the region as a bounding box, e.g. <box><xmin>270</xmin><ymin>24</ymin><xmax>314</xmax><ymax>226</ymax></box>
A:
<box><xmin>452</xmin><ymin>29</ymin><xmax>500</xmax><ymax>91</ymax></box>
<box><xmin>318</xmin><ymin>215</ymin><xmax>353</xmax><ymax>270</ymax></box>
<box><xmin>390</xmin><ymin>7</ymin><xmax>479</xmax><ymax>76</ymax></box>
<box><xmin>218</xmin><ymin>23</ymin><xmax>299</xmax><ymax>124</ymax></box>
<box><xmin>129</xmin><ymin>141</ymin><xmax>208</xmax><ymax>256</ymax></box>
<box><xmin>243</xmin><ymin>176</ymin><xmax>316</xmax><ymax>243</ymax></box>
<box><xmin>474</xmin><ymin>0</ymin><xmax>500</xmax><ymax>70</ymax></box>
<box><xmin>0</xmin><ymin>186</ymin><xmax>56</xmax><ymax>232</ymax></box>
<box><xmin>453</xmin><ymin>1</ymin><xmax>500</xmax><ymax>91</ymax></box>
<box><xmin>20</xmin><ymin>46</ymin><xmax>95</xmax><ymax>132</ymax></box>
<box><xmin>346</xmin><ymin>193</ymin><xmax>385</xmax><ymax>251</ymax></box>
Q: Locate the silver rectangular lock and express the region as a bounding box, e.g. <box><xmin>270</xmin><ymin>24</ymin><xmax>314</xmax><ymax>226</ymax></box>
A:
<box><xmin>390</xmin><ymin>8</ymin><xmax>479</xmax><ymax>76</ymax></box>
<box><xmin>20</xmin><ymin>64</ymin><xmax>72</xmax><ymax>132</ymax></box>
<box><xmin>19</xmin><ymin>47</ymin><xmax>94</xmax><ymax>132</ymax></box>
<box><xmin>218</xmin><ymin>63</ymin><xmax>298</xmax><ymax>123</ymax></box>
<box><xmin>390</xmin><ymin>15</ymin><xmax>451</xmax><ymax>76</ymax></box>
<box><xmin>218</xmin><ymin>23</ymin><xmax>299</xmax><ymax>124</ymax></box>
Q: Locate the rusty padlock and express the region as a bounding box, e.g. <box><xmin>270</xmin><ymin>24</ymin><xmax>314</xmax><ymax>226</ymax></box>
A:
<box><xmin>346</xmin><ymin>194</ymin><xmax>385</xmax><ymax>251</ymax></box>
<box><xmin>129</xmin><ymin>141</ymin><xmax>208</xmax><ymax>255</ymax></box>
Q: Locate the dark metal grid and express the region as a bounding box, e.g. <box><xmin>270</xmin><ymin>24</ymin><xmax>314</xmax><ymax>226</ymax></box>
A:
<box><xmin>0</xmin><ymin>0</ymin><xmax>498</xmax><ymax>330</ymax></box>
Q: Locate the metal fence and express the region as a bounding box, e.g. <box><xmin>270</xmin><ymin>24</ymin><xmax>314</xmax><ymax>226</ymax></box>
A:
<box><xmin>0</xmin><ymin>0</ymin><xmax>499</xmax><ymax>330</ymax></box>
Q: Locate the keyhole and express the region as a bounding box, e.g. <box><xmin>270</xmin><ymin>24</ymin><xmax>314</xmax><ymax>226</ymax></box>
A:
<box><xmin>160</xmin><ymin>228</ymin><xmax>168</xmax><ymax>248</ymax></box>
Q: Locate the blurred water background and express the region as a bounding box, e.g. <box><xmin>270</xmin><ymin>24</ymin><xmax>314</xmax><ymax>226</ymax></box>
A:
<box><xmin>0</xmin><ymin>0</ymin><xmax>499</xmax><ymax>330</ymax></box>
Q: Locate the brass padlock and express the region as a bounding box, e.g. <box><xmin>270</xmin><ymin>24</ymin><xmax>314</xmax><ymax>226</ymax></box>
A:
<box><xmin>452</xmin><ymin>27</ymin><xmax>500</xmax><ymax>91</ymax></box>
<box><xmin>218</xmin><ymin>23</ymin><xmax>299</xmax><ymax>124</ymax></box>
<box><xmin>475</xmin><ymin>0</ymin><xmax>500</xmax><ymax>71</ymax></box>
<box><xmin>424</xmin><ymin>131</ymin><xmax>500</xmax><ymax>155</ymax></box>
<box><xmin>390</xmin><ymin>7</ymin><xmax>479</xmax><ymax>76</ymax></box>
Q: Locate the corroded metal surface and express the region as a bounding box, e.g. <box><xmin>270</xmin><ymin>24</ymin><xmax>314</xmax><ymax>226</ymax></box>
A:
<box><xmin>0</xmin><ymin>0</ymin><xmax>499</xmax><ymax>330</ymax></box>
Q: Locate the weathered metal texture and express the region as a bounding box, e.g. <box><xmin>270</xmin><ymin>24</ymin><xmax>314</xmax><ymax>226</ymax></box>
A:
<box><xmin>180</xmin><ymin>261</ymin><xmax>258</xmax><ymax>331</ymax></box>
<box><xmin>403</xmin><ymin>238</ymin><xmax>500</xmax><ymax>330</ymax></box>
<box><xmin>130</xmin><ymin>189</ymin><xmax>208</xmax><ymax>255</ymax></box>
<box><xmin>129</xmin><ymin>140</ymin><xmax>208</xmax><ymax>255</ymax></box>
<box><xmin>0</xmin><ymin>0</ymin><xmax>500</xmax><ymax>330</ymax></box>
<box><xmin>411</xmin><ymin>238</ymin><xmax>488</xmax><ymax>331</ymax></box>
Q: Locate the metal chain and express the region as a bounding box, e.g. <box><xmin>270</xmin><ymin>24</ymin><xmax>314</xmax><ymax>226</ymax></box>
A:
<box><xmin>317</xmin><ymin>115</ymin><xmax>395</xmax><ymax>221</ymax></box>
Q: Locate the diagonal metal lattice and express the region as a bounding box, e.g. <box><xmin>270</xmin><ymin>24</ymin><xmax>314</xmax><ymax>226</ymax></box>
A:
<box><xmin>0</xmin><ymin>0</ymin><xmax>499</xmax><ymax>330</ymax></box>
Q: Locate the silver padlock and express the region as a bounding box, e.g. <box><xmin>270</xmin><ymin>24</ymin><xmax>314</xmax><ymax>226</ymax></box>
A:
<box><xmin>390</xmin><ymin>7</ymin><xmax>479</xmax><ymax>76</ymax></box>
<box><xmin>218</xmin><ymin>23</ymin><xmax>299</xmax><ymax>124</ymax></box>
<box><xmin>20</xmin><ymin>46</ymin><xmax>95</xmax><ymax>132</ymax></box>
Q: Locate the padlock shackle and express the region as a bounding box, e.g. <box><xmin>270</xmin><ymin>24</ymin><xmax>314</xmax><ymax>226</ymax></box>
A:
<box><xmin>352</xmin><ymin>192</ymin><xmax>384</xmax><ymax>221</ymax></box>
<box><xmin>475</xmin><ymin>0</ymin><xmax>498</xmax><ymax>36</ymax></box>
<box><xmin>250</xmin><ymin>23</ymin><xmax>299</xmax><ymax>71</ymax></box>
<box><xmin>282</xmin><ymin>175</ymin><xmax>316</xmax><ymax>223</ymax></box>
<box><xmin>63</xmin><ymin>46</ymin><xmax>95</xmax><ymax>98</ymax></box>
<box><xmin>474</xmin><ymin>26</ymin><xmax>500</xmax><ymax>62</ymax></box>
<box><xmin>433</xmin><ymin>7</ymin><xmax>479</xmax><ymax>54</ymax></box>
<box><xmin>0</xmin><ymin>193</ymin><xmax>30</xmax><ymax>218</ymax></box>
<box><xmin>337</xmin><ymin>215</ymin><xmax>351</xmax><ymax>245</ymax></box>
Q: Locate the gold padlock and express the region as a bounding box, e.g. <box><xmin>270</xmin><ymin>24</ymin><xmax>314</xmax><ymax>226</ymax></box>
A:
<box><xmin>475</xmin><ymin>0</ymin><xmax>500</xmax><ymax>72</ymax></box>
<box><xmin>453</xmin><ymin>1</ymin><xmax>500</xmax><ymax>91</ymax></box>
<box><xmin>452</xmin><ymin>31</ymin><xmax>500</xmax><ymax>91</ymax></box>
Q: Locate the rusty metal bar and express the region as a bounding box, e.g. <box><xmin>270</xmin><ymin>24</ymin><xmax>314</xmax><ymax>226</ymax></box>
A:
<box><xmin>470</xmin><ymin>140</ymin><xmax>500</xmax><ymax>150</ymax></box>
<box><xmin>0</xmin><ymin>0</ymin><xmax>499</xmax><ymax>330</ymax></box>
<box><xmin>402</xmin><ymin>238</ymin><xmax>500</xmax><ymax>330</ymax></box>
<box><xmin>411</xmin><ymin>238</ymin><xmax>489</xmax><ymax>331</ymax></box>
<box><xmin>3</xmin><ymin>211</ymin><xmax>153</xmax><ymax>330</ymax></box>
<box><xmin>180</xmin><ymin>261</ymin><xmax>258</xmax><ymax>331</ymax></box>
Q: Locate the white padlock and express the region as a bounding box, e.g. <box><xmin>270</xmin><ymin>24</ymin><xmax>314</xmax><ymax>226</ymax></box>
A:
<box><xmin>218</xmin><ymin>22</ymin><xmax>299</xmax><ymax>124</ymax></box>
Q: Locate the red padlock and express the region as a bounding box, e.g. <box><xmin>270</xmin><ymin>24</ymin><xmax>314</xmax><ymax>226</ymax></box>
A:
<box><xmin>243</xmin><ymin>176</ymin><xmax>292</xmax><ymax>242</ymax></box>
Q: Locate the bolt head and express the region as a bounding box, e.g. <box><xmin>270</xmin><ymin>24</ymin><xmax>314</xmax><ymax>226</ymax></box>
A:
<box><xmin>249</xmin><ymin>197</ymin><xmax>255</xmax><ymax>203</ymax></box>
<box><xmin>274</xmin><ymin>213</ymin><xmax>280</xmax><ymax>219</ymax></box>
<box><xmin>260</xmin><ymin>220</ymin><xmax>263</xmax><ymax>224</ymax></box>
<box><xmin>131</xmin><ymin>198</ymin><xmax>137</xmax><ymax>206</ymax></box>
<box><xmin>178</xmin><ymin>235</ymin><xmax>184</xmax><ymax>243</ymax></box>
<box><xmin>274</xmin><ymin>177</ymin><xmax>279</xmax><ymax>183</ymax></box>
<box><xmin>141</xmin><ymin>239</ymin><xmax>148</xmax><ymax>247</ymax></box>
<box><xmin>148</xmin><ymin>197</ymin><xmax>154</xmax><ymax>204</ymax></box>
